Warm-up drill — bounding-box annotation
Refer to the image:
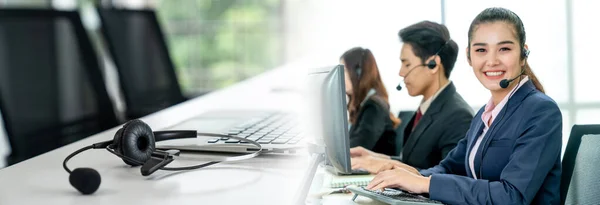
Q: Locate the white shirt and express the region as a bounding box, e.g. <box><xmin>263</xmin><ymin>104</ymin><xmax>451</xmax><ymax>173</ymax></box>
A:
<box><xmin>419</xmin><ymin>81</ymin><xmax>451</xmax><ymax>115</ymax></box>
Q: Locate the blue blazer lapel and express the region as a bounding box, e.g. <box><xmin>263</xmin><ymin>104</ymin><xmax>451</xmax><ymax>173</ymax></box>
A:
<box><xmin>465</xmin><ymin>112</ymin><xmax>484</xmax><ymax>178</ymax></box>
<box><xmin>472</xmin><ymin>80</ymin><xmax>536</xmax><ymax>178</ymax></box>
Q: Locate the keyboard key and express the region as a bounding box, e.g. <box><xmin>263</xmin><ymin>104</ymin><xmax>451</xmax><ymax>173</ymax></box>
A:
<box><xmin>224</xmin><ymin>139</ymin><xmax>240</xmax><ymax>143</ymax></box>
<box><xmin>247</xmin><ymin>137</ymin><xmax>261</xmax><ymax>141</ymax></box>
<box><xmin>257</xmin><ymin>139</ymin><xmax>272</xmax><ymax>144</ymax></box>
<box><xmin>278</xmin><ymin>136</ymin><xmax>293</xmax><ymax>140</ymax></box>
<box><xmin>245</xmin><ymin>128</ymin><xmax>260</xmax><ymax>133</ymax></box>
<box><xmin>207</xmin><ymin>138</ymin><xmax>219</xmax><ymax>143</ymax></box>
<box><xmin>237</xmin><ymin>133</ymin><xmax>250</xmax><ymax>138</ymax></box>
<box><xmin>227</xmin><ymin>131</ymin><xmax>241</xmax><ymax>135</ymax></box>
<box><xmin>250</xmin><ymin>133</ymin><xmax>267</xmax><ymax>138</ymax></box>
<box><xmin>269</xmin><ymin>131</ymin><xmax>285</xmax><ymax>135</ymax></box>
<box><xmin>279</xmin><ymin>134</ymin><xmax>296</xmax><ymax>139</ymax></box>
<box><xmin>220</xmin><ymin>137</ymin><xmax>230</xmax><ymax>140</ymax></box>
<box><xmin>265</xmin><ymin>133</ymin><xmax>281</xmax><ymax>138</ymax></box>
<box><xmin>261</xmin><ymin>137</ymin><xmax>276</xmax><ymax>141</ymax></box>
<box><xmin>272</xmin><ymin>139</ymin><xmax>289</xmax><ymax>144</ymax></box>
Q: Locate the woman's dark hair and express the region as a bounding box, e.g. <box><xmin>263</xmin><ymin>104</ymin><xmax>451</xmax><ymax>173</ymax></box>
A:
<box><xmin>341</xmin><ymin>47</ymin><xmax>400</xmax><ymax>127</ymax></box>
<box><xmin>467</xmin><ymin>7</ymin><xmax>545</xmax><ymax>93</ymax></box>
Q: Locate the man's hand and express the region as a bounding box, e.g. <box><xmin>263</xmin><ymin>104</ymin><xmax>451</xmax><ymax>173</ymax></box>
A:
<box><xmin>376</xmin><ymin>162</ymin><xmax>421</xmax><ymax>175</ymax></box>
<box><xmin>349</xmin><ymin>146</ymin><xmax>390</xmax><ymax>159</ymax></box>
<box><xmin>351</xmin><ymin>155</ymin><xmax>399</xmax><ymax>174</ymax></box>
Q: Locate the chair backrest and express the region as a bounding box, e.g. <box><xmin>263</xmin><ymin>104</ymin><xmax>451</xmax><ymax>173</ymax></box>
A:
<box><xmin>561</xmin><ymin>124</ymin><xmax>600</xmax><ymax>205</ymax></box>
<box><xmin>395</xmin><ymin>111</ymin><xmax>415</xmax><ymax>155</ymax></box>
<box><xmin>0</xmin><ymin>9</ymin><xmax>119</xmax><ymax>165</ymax></box>
<box><xmin>96</xmin><ymin>8</ymin><xmax>186</xmax><ymax>119</ymax></box>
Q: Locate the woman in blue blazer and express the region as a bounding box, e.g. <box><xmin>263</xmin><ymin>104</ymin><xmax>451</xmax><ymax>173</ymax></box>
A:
<box><xmin>366</xmin><ymin>7</ymin><xmax>562</xmax><ymax>205</ymax></box>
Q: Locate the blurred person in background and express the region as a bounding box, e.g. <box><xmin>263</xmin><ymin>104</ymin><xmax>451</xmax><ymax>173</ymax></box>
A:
<box><xmin>341</xmin><ymin>47</ymin><xmax>400</xmax><ymax>156</ymax></box>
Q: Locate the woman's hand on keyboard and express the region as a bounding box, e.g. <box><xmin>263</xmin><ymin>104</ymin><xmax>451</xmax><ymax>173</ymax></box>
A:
<box><xmin>366</xmin><ymin>166</ymin><xmax>431</xmax><ymax>194</ymax></box>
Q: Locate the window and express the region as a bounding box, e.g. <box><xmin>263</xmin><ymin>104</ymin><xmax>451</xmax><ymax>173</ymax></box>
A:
<box><xmin>572</xmin><ymin>0</ymin><xmax>600</xmax><ymax>103</ymax></box>
<box><xmin>156</xmin><ymin>0</ymin><xmax>284</xmax><ymax>94</ymax></box>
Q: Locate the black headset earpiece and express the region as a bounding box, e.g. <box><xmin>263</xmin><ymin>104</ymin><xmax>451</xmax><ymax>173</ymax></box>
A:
<box><xmin>356</xmin><ymin>49</ymin><xmax>366</xmax><ymax>78</ymax></box>
<box><xmin>426</xmin><ymin>59</ymin><xmax>436</xmax><ymax>69</ymax></box>
<box><xmin>522</xmin><ymin>47</ymin><xmax>530</xmax><ymax>58</ymax></box>
<box><xmin>114</xmin><ymin>119</ymin><xmax>155</xmax><ymax>166</ymax></box>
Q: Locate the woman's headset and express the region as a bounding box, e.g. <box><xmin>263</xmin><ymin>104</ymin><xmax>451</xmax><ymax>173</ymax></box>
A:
<box><xmin>63</xmin><ymin>119</ymin><xmax>262</xmax><ymax>195</ymax></box>
<box><xmin>356</xmin><ymin>49</ymin><xmax>367</xmax><ymax>77</ymax></box>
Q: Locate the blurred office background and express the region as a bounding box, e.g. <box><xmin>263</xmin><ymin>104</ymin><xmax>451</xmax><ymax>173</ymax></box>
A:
<box><xmin>0</xmin><ymin>0</ymin><xmax>598</xmax><ymax>167</ymax></box>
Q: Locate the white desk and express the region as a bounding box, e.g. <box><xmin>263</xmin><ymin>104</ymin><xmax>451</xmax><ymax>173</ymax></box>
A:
<box><xmin>0</xmin><ymin>66</ymin><xmax>314</xmax><ymax>205</ymax></box>
<box><xmin>303</xmin><ymin>164</ymin><xmax>388</xmax><ymax>205</ymax></box>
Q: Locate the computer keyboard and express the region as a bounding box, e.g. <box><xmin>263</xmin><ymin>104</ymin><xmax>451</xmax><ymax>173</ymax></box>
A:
<box><xmin>346</xmin><ymin>186</ymin><xmax>443</xmax><ymax>205</ymax></box>
<box><xmin>207</xmin><ymin>112</ymin><xmax>303</xmax><ymax>145</ymax></box>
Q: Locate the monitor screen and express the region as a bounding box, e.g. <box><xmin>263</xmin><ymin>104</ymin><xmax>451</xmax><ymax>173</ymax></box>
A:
<box><xmin>319</xmin><ymin>64</ymin><xmax>353</xmax><ymax>175</ymax></box>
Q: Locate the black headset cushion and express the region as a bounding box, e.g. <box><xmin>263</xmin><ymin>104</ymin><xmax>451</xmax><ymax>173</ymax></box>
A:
<box><xmin>119</xmin><ymin>120</ymin><xmax>156</xmax><ymax>166</ymax></box>
<box><xmin>112</xmin><ymin>128</ymin><xmax>124</xmax><ymax>155</ymax></box>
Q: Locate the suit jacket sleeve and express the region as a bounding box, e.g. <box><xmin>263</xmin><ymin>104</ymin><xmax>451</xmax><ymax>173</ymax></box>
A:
<box><xmin>438</xmin><ymin>110</ymin><xmax>472</xmax><ymax>160</ymax></box>
<box><xmin>349</xmin><ymin>102</ymin><xmax>386</xmax><ymax>150</ymax></box>
<box><xmin>420</xmin><ymin>134</ymin><xmax>469</xmax><ymax>177</ymax></box>
<box><xmin>427</xmin><ymin>100</ymin><xmax>562</xmax><ymax>205</ymax></box>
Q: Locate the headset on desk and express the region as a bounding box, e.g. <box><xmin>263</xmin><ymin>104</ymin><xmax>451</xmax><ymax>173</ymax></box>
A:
<box><xmin>62</xmin><ymin>119</ymin><xmax>262</xmax><ymax>195</ymax></box>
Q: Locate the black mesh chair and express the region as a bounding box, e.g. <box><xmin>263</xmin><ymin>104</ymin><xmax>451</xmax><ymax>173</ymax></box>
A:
<box><xmin>96</xmin><ymin>8</ymin><xmax>187</xmax><ymax>119</ymax></box>
<box><xmin>0</xmin><ymin>9</ymin><xmax>119</xmax><ymax>165</ymax></box>
<box><xmin>395</xmin><ymin>111</ymin><xmax>415</xmax><ymax>156</ymax></box>
<box><xmin>561</xmin><ymin>124</ymin><xmax>600</xmax><ymax>205</ymax></box>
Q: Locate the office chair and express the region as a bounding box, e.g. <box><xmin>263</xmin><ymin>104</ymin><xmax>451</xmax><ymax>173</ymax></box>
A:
<box><xmin>395</xmin><ymin>111</ymin><xmax>415</xmax><ymax>155</ymax></box>
<box><xmin>561</xmin><ymin>124</ymin><xmax>600</xmax><ymax>205</ymax></box>
<box><xmin>0</xmin><ymin>9</ymin><xmax>119</xmax><ymax>165</ymax></box>
<box><xmin>96</xmin><ymin>8</ymin><xmax>187</xmax><ymax>120</ymax></box>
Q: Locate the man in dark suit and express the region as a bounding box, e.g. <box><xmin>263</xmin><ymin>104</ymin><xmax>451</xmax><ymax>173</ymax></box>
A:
<box><xmin>351</xmin><ymin>21</ymin><xmax>474</xmax><ymax>171</ymax></box>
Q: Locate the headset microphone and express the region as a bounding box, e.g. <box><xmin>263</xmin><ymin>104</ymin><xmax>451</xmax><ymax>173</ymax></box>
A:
<box><xmin>396</xmin><ymin>63</ymin><xmax>429</xmax><ymax>91</ymax></box>
<box><xmin>499</xmin><ymin>67</ymin><xmax>526</xmax><ymax>88</ymax></box>
<box><xmin>396</xmin><ymin>83</ymin><xmax>403</xmax><ymax>91</ymax></box>
<box><xmin>69</xmin><ymin>167</ymin><xmax>101</xmax><ymax>195</ymax></box>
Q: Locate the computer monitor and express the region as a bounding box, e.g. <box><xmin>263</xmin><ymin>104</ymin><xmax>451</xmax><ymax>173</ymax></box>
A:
<box><xmin>320</xmin><ymin>64</ymin><xmax>354</xmax><ymax>175</ymax></box>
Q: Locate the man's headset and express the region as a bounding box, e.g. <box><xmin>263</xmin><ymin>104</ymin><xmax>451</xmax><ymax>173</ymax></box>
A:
<box><xmin>396</xmin><ymin>40</ymin><xmax>451</xmax><ymax>91</ymax></box>
<box><xmin>62</xmin><ymin>119</ymin><xmax>262</xmax><ymax>195</ymax></box>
